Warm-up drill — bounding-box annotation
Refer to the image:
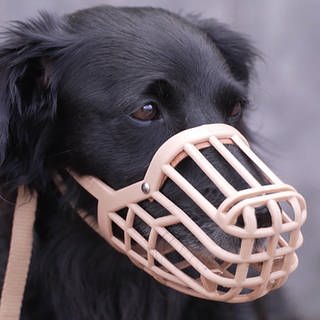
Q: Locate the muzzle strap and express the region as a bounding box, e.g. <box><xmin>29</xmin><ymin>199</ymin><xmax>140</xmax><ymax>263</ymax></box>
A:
<box><xmin>0</xmin><ymin>187</ymin><xmax>36</xmax><ymax>320</ymax></box>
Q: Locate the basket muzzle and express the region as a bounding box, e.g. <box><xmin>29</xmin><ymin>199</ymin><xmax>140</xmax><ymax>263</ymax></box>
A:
<box><xmin>70</xmin><ymin>124</ymin><xmax>306</xmax><ymax>303</ymax></box>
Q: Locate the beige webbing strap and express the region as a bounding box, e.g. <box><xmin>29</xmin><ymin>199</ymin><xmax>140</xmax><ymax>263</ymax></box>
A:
<box><xmin>0</xmin><ymin>187</ymin><xmax>37</xmax><ymax>320</ymax></box>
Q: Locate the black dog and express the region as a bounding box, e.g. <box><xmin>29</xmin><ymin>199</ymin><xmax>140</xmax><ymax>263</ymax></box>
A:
<box><xmin>0</xmin><ymin>5</ymin><xmax>292</xmax><ymax>320</ymax></box>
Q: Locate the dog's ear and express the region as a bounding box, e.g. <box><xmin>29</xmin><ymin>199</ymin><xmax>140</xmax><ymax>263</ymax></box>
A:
<box><xmin>0</xmin><ymin>13</ymin><xmax>72</xmax><ymax>187</ymax></box>
<box><xmin>189</xmin><ymin>16</ymin><xmax>258</xmax><ymax>85</ymax></box>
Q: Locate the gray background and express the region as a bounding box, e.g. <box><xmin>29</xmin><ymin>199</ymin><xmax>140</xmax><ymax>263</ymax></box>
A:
<box><xmin>0</xmin><ymin>1</ymin><xmax>318</xmax><ymax>319</ymax></box>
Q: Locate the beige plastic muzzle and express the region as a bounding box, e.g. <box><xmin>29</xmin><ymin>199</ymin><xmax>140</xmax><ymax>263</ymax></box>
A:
<box><xmin>71</xmin><ymin>124</ymin><xmax>306</xmax><ymax>303</ymax></box>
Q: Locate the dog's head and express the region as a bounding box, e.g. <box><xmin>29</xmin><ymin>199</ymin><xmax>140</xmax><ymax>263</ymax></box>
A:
<box><xmin>0</xmin><ymin>6</ymin><xmax>263</xmax><ymax>255</ymax></box>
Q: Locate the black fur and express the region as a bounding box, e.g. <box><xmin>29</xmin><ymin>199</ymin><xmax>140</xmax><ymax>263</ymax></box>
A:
<box><xmin>0</xmin><ymin>6</ymin><xmax>292</xmax><ymax>320</ymax></box>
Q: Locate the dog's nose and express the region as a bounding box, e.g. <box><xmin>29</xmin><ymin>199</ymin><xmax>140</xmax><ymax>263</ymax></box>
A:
<box><xmin>236</xmin><ymin>206</ymin><xmax>272</xmax><ymax>228</ymax></box>
<box><xmin>255</xmin><ymin>206</ymin><xmax>272</xmax><ymax>228</ymax></box>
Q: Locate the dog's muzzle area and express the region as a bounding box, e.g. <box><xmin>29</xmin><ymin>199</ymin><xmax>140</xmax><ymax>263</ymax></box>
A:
<box><xmin>69</xmin><ymin>124</ymin><xmax>306</xmax><ymax>303</ymax></box>
<box><xmin>135</xmin><ymin>145</ymin><xmax>270</xmax><ymax>254</ymax></box>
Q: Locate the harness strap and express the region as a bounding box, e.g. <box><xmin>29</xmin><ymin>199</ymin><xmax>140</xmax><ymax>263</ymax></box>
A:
<box><xmin>0</xmin><ymin>187</ymin><xmax>37</xmax><ymax>320</ymax></box>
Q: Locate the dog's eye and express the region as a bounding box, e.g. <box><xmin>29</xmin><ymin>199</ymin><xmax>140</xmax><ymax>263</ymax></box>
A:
<box><xmin>228</xmin><ymin>101</ymin><xmax>243</xmax><ymax>120</ymax></box>
<box><xmin>131</xmin><ymin>103</ymin><xmax>159</xmax><ymax>121</ymax></box>
<box><xmin>231</xmin><ymin>102</ymin><xmax>242</xmax><ymax>116</ymax></box>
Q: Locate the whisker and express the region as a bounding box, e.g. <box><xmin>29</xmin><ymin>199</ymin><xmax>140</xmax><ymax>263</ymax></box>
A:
<box><xmin>47</xmin><ymin>149</ymin><xmax>77</xmax><ymax>159</ymax></box>
<box><xmin>0</xmin><ymin>192</ymin><xmax>15</xmax><ymax>205</ymax></box>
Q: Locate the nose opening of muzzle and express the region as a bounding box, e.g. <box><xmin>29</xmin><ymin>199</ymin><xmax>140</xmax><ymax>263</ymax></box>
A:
<box><xmin>236</xmin><ymin>206</ymin><xmax>272</xmax><ymax>229</ymax></box>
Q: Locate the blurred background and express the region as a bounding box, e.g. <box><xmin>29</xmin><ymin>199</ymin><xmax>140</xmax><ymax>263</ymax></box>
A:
<box><xmin>0</xmin><ymin>0</ymin><xmax>318</xmax><ymax>319</ymax></box>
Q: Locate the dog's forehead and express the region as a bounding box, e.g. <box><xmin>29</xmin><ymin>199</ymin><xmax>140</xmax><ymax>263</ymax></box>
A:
<box><xmin>66</xmin><ymin>7</ymin><xmax>230</xmax><ymax>87</ymax></box>
<box><xmin>59</xmin><ymin>7</ymin><xmax>239</xmax><ymax>114</ymax></box>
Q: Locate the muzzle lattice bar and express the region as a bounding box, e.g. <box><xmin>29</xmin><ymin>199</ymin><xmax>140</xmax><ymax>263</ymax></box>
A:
<box><xmin>70</xmin><ymin>124</ymin><xmax>306</xmax><ymax>303</ymax></box>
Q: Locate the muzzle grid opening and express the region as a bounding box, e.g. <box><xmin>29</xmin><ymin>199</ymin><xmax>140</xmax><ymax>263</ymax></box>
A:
<box><xmin>69</xmin><ymin>124</ymin><xmax>306</xmax><ymax>303</ymax></box>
